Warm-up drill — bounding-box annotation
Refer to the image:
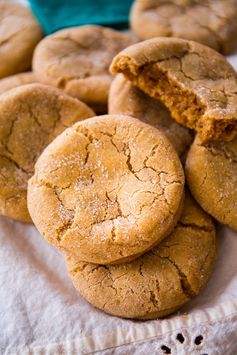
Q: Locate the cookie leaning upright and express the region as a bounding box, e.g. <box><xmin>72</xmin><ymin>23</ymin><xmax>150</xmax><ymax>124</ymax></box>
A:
<box><xmin>109</xmin><ymin>74</ymin><xmax>193</xmax><ymax>157</ymax></box>
<box><xmin>186</xmin><ymin>136</ymin><xmax>237</xmax><ymax>232</ymax></box>
<box><xmin>28</xmin><ymin>115</ymin><xmax>185</xmax><ymax>264</ymax></box>
<box><xmin>0</xmin><ymin>84</ymin><xmax>94</xmax><ymax>223</ymax></box>
<box><xmin>0</xmin><ymin>2</ymin><xmax>43</xmax><ymax>78</ymax></box>
<box><xmin>32</xmin><ymin>25</ymin><xmax>135</xmax><ymax>112</ymax></box>
<box><xmin>130</xmin><ymin>0</ymin><xmax>237</xmax><ymax>54</ymax></box>
<box><xmin>66</xmin><ymin>193</ymin><xmax>217</xmax><ymax>319</ymax></box>
<box><xmin>110</xmin><ymin>38</ymin><xmax>237</xmax><ymax>143</ymax></box>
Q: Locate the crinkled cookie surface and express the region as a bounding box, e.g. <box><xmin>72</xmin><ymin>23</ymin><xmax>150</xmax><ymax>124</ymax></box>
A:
<box><xmin>28</xmin><ymin>114</ymin><xmax>184</xmax><ymax>264</ymax></box>
<box><xmin>67</xmin><ymin>193</ymin><xmax>217</xmax><ymax>319</ymax></box>
<box><xmin>0</xmin><ymin>84</ymin><xmax>94</xmax><ymax>222</ymax></box>
<box><xmin>186</xmin><ymin>135</ymin><xmax>237</xmax><ymax>232</ymax></box>
<box><xmin>0</xmin><ymin>1</ymin><xmax>43</xmax><ymax>78</ymax></box>
<box><xmin>131</xmin><ymin>0</ymin><xmax>237</xmax><ymax>54</ymax></box>
<box><xmin>33</xmin><ymin>25</ymin><xmax>135</xmax><ymax>112</ymax></box>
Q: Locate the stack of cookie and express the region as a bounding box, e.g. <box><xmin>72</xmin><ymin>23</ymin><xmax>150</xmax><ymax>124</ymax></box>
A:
<box><xmin>0</xmin><ymin>1</ymin><xmax>237</xmax><ymax>320</ymax></box>
<box><xmin>26</xmin><ymin>112</ymin><xmax>217</xmax><ymax>319</ymax></box>
<box><xmin>0</xmin><ymin>2</ymin><xmax>136</xmax><ymax>222</ymax></box>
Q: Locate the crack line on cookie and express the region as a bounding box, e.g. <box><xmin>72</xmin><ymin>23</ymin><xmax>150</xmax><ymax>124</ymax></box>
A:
<box><xmin>0</xmin><ymin>154</ymin><xmax>29</xmax><ymax>175</ymax></box>
<box><xmin>176</xmin><ymin>222</ymin><xmax>214</xmax><ymax>233</ymax></box>
<box><xmin>156</xmin><ymin>254</ymin><xmax>196</xmax><ymax>299</ymax></box>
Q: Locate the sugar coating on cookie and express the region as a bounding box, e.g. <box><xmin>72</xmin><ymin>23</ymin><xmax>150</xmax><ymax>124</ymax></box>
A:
<box><xmin>110</xmin><ymin>37</ymin><xmax>237</xmax><ymax>143</ymax></box>
<box><xmin>33</xmin><ymin>25</ymin><xmax>135</xmax><ymax>112</ymax></box>
<box><xmin>0</xmin><ymin>2</ymin><xmax>43</xmax><ymax>78</ymax></box>
<box><xmin>186</xmin><ymin>136</ymin><xmax>237</xmax><ymax>232</ymax></box>
<box><xmin>0</xmin><ymin>83</ymin><xmax>94</xmax><ymax>223</ymax></box>
<box><xmin>130</xmin><ymin>0</ymin><xmax>237</xmax><ymax>54</ymax></box>
<box><xmin>28</xmin><ymin>114</ymin><xmax>184</xmax><ymax>264</ymax></box>
<box><xmin>67</xmin><ymin>193</ymin><xmax>217</xmax><ymax>319</ymax></box>
<box><xmin>0</xmin><ymin>72</ymin><xmax>36</xmax><ymax>95</ymax></box>
<box><xmin>109</xmin><ymin>74</ymin><xmax>193</xmax><ymax>157</ymax></box>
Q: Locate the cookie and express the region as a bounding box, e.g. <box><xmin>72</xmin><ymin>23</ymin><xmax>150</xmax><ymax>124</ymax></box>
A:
<box><xmin>186</xmin><ymin>136</ymin><xmax>237</xmax><ymax>232</ymax></box>
<box><xmin>111</xmin><ymin>37</ymin><xmax>237</xmax><ymax>143</ymax></box>
<box><xmin>66</xmin><ymin>193</ymin><xmax>217</xmax><ymax>319</ymax></box>
<box><xmin>33</xmin><ymin>25</ymin><xmax>135</xmax><ymax>113</ymax></box>
<box><xmin>0</xmin><ymin>72</ymin><xmax>36</xmax><ymax>95</ymax></box>
<box><xmin>109</xmin><ymin>74</ymin><xmax>193</xmax><ymax>157</ymax></box>
<box><xmin>130</xmin><ymin>0</ymin><xmax>237</xmax><ymax>54</ymax></box>
<box><xmin>0</xmin><ymin>84</ymin><xmax>94</xmax><ymax>223</ymax></box>
<box><xmin>0</xmin><ymin>2</ymin><xmax>43</xmax><ymax>78</ymax></box>
<box><xmin>28</xmin><ymin>114</ymin><xmax>185</xmax><ymax>264</ymax></box>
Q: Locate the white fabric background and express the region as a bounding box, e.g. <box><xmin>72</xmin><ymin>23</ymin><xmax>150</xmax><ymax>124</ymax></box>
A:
<box><xmin>1</xmin><ymin>216</ymin><xmax>237</xmax><ymax>355</ymax></box>
<box><xmin>0</xmin><ymin>3</ymin><xmax>237</xmax><ymax>352</ymax></box>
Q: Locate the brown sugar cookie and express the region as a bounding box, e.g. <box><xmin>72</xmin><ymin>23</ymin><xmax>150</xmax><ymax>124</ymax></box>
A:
<box><xmin>130</xmin><ymin>0</ymin><xmax>237</xmax><ymax>54</ymax></box>
<box><xmin>0</xmin><ymin>84</ymin><xmax>94</xmax><ymax>223</ymax></box>
<box><xmin>66</xmin><ymin>193</ymin><xmax>217</xmax><ymax>319</ymax></box>
<box><xmin>0</xmin><ymin>2</ymin><xmax>43</xmax><ymax>79</ymax></box>
<box><xmin>109</xmin><ymin>74</ymin><xmax>193</xmax><ymax>157</ymax></box>
<box><xmin>0</xmin><ymin>72</ymin><xmax>36</xmax><ymax>95</ymax></box>
<box><xmin>186</xmin><ymin>135</ymin><xmax>237</xmax><ymax>232</ymax></box>
<box><xmin>111</xmin><ymin>37</ymin><xmax>237</xmax><ymax>143</ymax></box>
<box><xmin>28</xmin><ymin>115</ymin><xmax>185</xmax><ymax>264</ymax></box>
<box><xmin>33</xmin><ymin>25</ymin><xmax>135</xmax><ymax>113</ymax></box>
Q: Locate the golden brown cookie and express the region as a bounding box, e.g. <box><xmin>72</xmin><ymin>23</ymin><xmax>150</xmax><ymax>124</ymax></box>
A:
<box><xmin>33</xmin><ymin>25</ymin><xmax>135</xmax><ymax>113</ymax></box>
<box><xmin>28</xmin><ymin>114</ymin><xmax>185</xmax><ymax>264</ymax></box>
<box><xmin>109</xmin><ymin>74</ymin><xmax>193</xmax><ymax>157</ymax></box>
<box><xmin>0</xmin><ymin>2</ymin><xmax>43</xmax><ymax>78</ymax></box>
<box><xmin>0</xmin><ymin>83</ymin><xmax>94</xmax><ymax>223</ymax></box>
<box><xmin>186</xmin><ymin>135</ymin><xmax>237</xmax><ymax>232</ymax></box>
<box><xmin>0</xmin><ymin>72</ymin><xmax>36</xmax><ymax>95</ymax></box>
<box><xmin>130</xmin><ymin>0</ymin><xmax>237</xmax><ymax>54</ymax></box>
<box><xmin>67</xmin><ymin>193</ymin><xmax>217</xmax><ymax>319</ymax></box>
<box><xmin>111</xmin><ymin>37</ymin><xmax>237</xmax><ymax>143</ymax></box>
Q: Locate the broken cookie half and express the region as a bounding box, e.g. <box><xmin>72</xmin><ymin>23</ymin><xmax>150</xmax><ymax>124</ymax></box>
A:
<box><xmin>110</xmin><ymin>37</ymin><xmax>237</xmax><ymax>143</ymax></box>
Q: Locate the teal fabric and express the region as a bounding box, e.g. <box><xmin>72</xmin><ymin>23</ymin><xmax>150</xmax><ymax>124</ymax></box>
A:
<box><xmin>29</xmin><ymin>0</ymin><xmax>134</xmax><ymax>34</ymax></box>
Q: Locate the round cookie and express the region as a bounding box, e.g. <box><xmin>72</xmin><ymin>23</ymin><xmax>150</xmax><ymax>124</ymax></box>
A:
<box><xmin>28</xmin><ymin>114</ymin><xmax>185</xmax><ymax>264</ymax></box>
<box><xmin>130</xmin><ymin>0</ymin><xmax>237</xmax><ymax>54</ymax></box>
<box><xmin>0</xmin><ymin>2</ymin><xmax>43</xmax><ymax>78</ymax></box>
<box><xmin>0</xmin><ymin>72</ymin><xmax>36</xmax><ymax>95</ymax></box>
<box><xmin>109</xmin><ymin>74</ymin><xmax>193</xmax><ymax>157</ymax></box>
<box><xmin>186</xmin><ymin>135</ymin><xmax>237</xmax><ymax>232</ymax></box>
<box><xmin>66</xmin><ymin>193</ymin><xmax>217</xmax><ymax>319</ymax></box>
<box><xmin>111</xmin><ymin>37</ymin><xmax>237</xmax><ymax>143</ymax></box>
<box><xmin>33</xmin><ymin>25</ymin><xmax>135</xmax><ymax>113</ymax></box>
<box><xmin>0</xmin><ymin>83</ymin><xmax>94</xmax><ymax>223</ymax></box>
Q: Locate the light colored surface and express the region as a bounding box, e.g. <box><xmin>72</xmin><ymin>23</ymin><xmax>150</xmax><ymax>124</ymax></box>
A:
<box><xmin>28</xmin><ymin>115</ymin><xmax>184</xmax><ymax>265</ymax></box>
<box><xmin>1</xmin><ymin>217</ymin><xmax>237</xmax><ymax>355</ymax></box>
<box><xmin>0</xmin><ymin>6</ymin><xmax>237</xmax><ymax>353</ymax></box>
<box><xmin>10</xmin><ymin>0</ymin><xmax>28</xmax><ymax>5</ymax></box>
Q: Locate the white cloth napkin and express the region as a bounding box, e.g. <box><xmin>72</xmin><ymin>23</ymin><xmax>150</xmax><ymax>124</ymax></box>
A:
<box><xmin>1</xmin><ymin>217</ymin><xmax>237</xmax><ymax>355</ymax></box>
<box><xmin>1</xmin><ymin>50</ymin><xmax>237</xmax><ymax>355</ymax></box>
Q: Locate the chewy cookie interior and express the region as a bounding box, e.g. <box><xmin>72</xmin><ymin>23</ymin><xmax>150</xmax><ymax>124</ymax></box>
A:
<box><xmin>113</xmin><ymin>57</ymin><xmax>237</xmax><ymax>143</ymax></box>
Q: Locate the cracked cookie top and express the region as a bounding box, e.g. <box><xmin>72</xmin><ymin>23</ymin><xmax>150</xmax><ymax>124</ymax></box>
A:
<box><xmin>66</xmin><ymin>193</ymin><xmax>217</xmax><ymax>319</ymax></box>
<box><xmin>0</xmin><ymin>72</ymin><xmax>36</xmax><ymax>95</ymax></box>
<box><xmin>0</xmin><ymin>83</ymin><xmax>94</xmax><ymax>223</ymax></box>
<box><xmin>28</xmin><ymin>114</ymin><xmax>185</xmax><ymax>264</ymax></box>
<box><xmin>32</xmin><ymin>25</ymin><xmax>135</xmax><ymax>112</ymax></box>
<box><xmin>110</xmin><ymin>37</ymin><xmax>237</xmax><ymax>143</ymax></box>
<box><xmin>0</xmin><ymin>1</ymin><xmax>43</xmax><ymax>78</ymax></box>
<box><xmin>130</xmin><ymin>0</ymin><xmax>237</xmax><ymax>54</ymax></box>
<box><xmin>109</xmin><ymin>74</ymin><xmax>193</xmax><ymax>157</ymax></box>
<box><xmin>186</xmin><ymin>135</ymin><xmax>237</xmax><ymax>232</ymax></box>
